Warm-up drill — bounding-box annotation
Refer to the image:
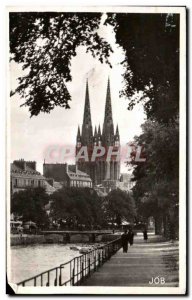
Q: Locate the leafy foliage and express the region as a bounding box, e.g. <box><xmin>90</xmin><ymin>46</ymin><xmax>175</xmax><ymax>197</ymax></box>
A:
<box><xmin>10</xmin><ymin>12</ymin><xmax>179</xmax><ymax>122</ymax></box>
<box><xmin>51</xmin><ymin>187</ymin><xmax>105</xmax><ymax>227</ymax></box>
<box><xmin>130</xmin><ymin>119</ymin><xmax>179</xmax><ymax>223</ymax></box>
<box><xmin>10</xmin><ymin>12</ymin><xmax>112</xmax><ymax>116</ymax></box>
<box><xmin>10</xmin><ymin>12</ymin><xmax>180</xmax><ymax>237</ymax></box>
<box><xmin>11</xmin><ymin>187</ymin><xmax>50</xmax><ymax>226</ymax></box>
<box><xmin>105</xmin><ymin>189</ymin><xmax>136</xmax><ymax>226</ymax></box>
<box><xmin>105</xmin><ymin>13</ymin><xmax>179</xmax><ymax>122</ymax></box>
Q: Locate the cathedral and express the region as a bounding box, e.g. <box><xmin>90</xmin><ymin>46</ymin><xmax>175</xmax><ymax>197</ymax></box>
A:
<box><xmin>76</xmin><ymin>79</ymin><xmax>120</xmax><ymax>186</ymax></box>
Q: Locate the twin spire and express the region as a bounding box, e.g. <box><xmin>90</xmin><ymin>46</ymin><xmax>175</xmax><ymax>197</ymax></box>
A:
<box><xmin>81</xmin><ymin>79</ymin><xmax>93</xmax><ymax>145</ymax></box>
<box><xmin>77</xmin><ymin>79</ymin><xmax>120</xmax><ymax>146</ymax></box>
<box><xmin>77</xmin><ymin>125</ymin><xmax>81</xmax><ymax>138</ymax></box>
<box><xmin>104</xmin><ymin>78</ymin><xmax>113</xmax><ymax>126</ymax></box>
<box><xmin>83</xmin><ymin>80</ymin><xmax>92</xmax><ymax>127</ymax></box>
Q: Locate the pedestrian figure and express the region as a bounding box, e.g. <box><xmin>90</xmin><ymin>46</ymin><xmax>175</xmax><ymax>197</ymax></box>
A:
<box><xmin>121</xmin><ymin>229</ymin><xmax>129</xmax><ymax>253</ymax></box>
<box><xmin>143</xmin><ymin>229</ymin><xmax>148</xmax><ymax>241</ymax></box>
<box><xmin>128</xmin><ymin>229</ymin><xmax>134</xmax><ymax>246</ymax></box>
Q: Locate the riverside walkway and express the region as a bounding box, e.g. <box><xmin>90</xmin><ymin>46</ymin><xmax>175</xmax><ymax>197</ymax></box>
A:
<box><xmin>83</xmin><ymin>234</ymin><xmax>179</xmax><ymax>287</ymax></box>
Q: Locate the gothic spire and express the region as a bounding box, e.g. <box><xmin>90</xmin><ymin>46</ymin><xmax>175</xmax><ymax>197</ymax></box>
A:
<box><xmin>115</xmin><ymin>124</ymin><xmax>119</xmax><ymax>136</ymax></box>
<box><xmin>98</xmin><ymin>124</ymin><xmax>101</xmax><ymax>136</ymax></box>
<box><xmin>77</xmin><ymin>125</ymin><xmax>81</xmax><ymax>137</ymax></box>
<box><xmin>102</xmin><ymin>78</ymin><xmax>114</xmax><ymax>145</ymax></box>
<box><xmin>81</xmin><ymin>80</ymin><xmax>93</xmax><ymax>145</ymax></box>
<box><xmin>94</xmin><ymin>126</ymin><xmax>97</xmax><ymax>137</ymax></box>
<box><xmin>103</xmin><ymin>77</ymin><xmax>113</xmax><ymax>126</ymax></box>
<box><xmin>83</xmin><ymin>80</ymin><xmax>92</xmax><ymax>126</ymax></box>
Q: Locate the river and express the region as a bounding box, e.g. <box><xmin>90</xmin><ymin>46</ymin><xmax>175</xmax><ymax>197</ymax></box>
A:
<box><xmin>10</xmin><ymin>243</ymin><xmax>84</xmax><ymax>285</ymax></box>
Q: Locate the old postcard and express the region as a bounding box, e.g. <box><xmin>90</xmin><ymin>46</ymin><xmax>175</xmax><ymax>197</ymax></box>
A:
<box><xmin>7</xmin><ymin>6</ymin><xmax>186</xmax><ymax>295</ymax></box>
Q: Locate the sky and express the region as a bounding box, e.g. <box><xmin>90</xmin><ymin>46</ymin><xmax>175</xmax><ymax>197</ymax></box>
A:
<box><xmin>10</xmin><ymin>14</ymin><xmax>146</xmax><ymax>174</ymax></box>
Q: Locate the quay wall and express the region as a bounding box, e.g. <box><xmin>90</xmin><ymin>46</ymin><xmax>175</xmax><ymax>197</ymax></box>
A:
<box><xmin>11</xmin><ymin>234</ymin><xmax>46</xmax><ymax>246</ymax></box>
<box><xmin>11</xmin><ymin>233</ymin><xmax>121</xmax><ymax>246</ymax></box>
<box><xmin>11</xmin><ymin>234</ymin><xmax>63</xmax><ymax>246</ymax></box>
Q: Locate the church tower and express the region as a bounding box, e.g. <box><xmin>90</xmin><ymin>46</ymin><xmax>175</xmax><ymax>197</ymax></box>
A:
<box><xmin>101</xmin><ymin>79</ymin><xmax>120</xmax><ymax>182</ymax></box>
<box><xmin>76</xmin><ymin>79</ymin><xmax>120</xmax><ymax>186</ymax></box>
<box><xmin>76</xmin><ymin>80</ymin><xmax>94</xmax><ymax>179</ymax></box>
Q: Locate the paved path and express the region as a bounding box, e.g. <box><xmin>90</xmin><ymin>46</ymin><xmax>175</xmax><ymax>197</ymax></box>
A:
<box><xmin>83</xmin><ymin>235</ymin><xmax>179</xmax><ymax>287</ymax></box>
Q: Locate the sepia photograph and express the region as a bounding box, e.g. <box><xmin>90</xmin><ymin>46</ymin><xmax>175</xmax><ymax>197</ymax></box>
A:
<box><xmin>7</xmin><ymin>6</ymin><xmax>186</xmax><ymax>295</ymax></box>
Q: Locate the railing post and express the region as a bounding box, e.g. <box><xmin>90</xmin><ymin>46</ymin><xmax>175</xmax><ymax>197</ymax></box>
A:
<box><xmin>70</xmin><ymin>261</ymin><xmax>72</xmax><ymax>285</ymax></box>
<box><xmin>72</xmin><ymin>268</ymin><xmax>75</xmax><ymax>286</ymax></box>
<box><xmin>88</xmin><ymin>257</ymin><xmax>91</xmax><ymax>275</ymax></box>
<box><xmin>59</xmin><ymin>266</ymin><xmax>62</xmax><ymax>286</ymax></box>
<box><xmin>101</xmin><ymin>249</ymin><xmax>103</xmax><ymax>264</ymax></box>
<box><xmin>46</xmin><ymin>271</ymin><xmax>50</xmax><ymax>286</ymax></box>
<box><xmin>102</xmin><ymin>248</ymin><xmax>105</xmax><ymax>263</ymax></box>
<box><xmin>81</xmin><ymin>261</ymin><xmax>84</xmax><ymax>282</ymax></box>
<box><xmin>54</xmin><ymin>268</ymin><xmax>58</xmax><ymax>286</ymax></box>
<box><xmin>109</xmin><ymin>245</ymin><xmax>112</xmax><ymax>259</ymax></box>
<box><xmin>77</xmin><ymin>257</ymin><xmax>79</xmax><ymax>285</ymax></box>
<box><xmin>94</xmin><ymin>254</ymin><xmax>96</xmax><ymax>271</ymax></box>
<box><xmin>84</xmin><ymin>254</ymin><xmax>86</xmax><ymax>277</ymax></box>
<box><xmin>112</xmin><ymin>243</ymin><xmax>115</xmax><ymax>254</ymax></box>
<box><xmin>98</xmin><ymin>252</ymin><xmax>101</xmax><ymax>268</ymax></box>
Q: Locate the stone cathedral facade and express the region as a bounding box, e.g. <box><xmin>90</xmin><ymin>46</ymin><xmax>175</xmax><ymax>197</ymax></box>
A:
<box><xmin>76</xmin><ymin>79</ymin><xmax>120</xmax><ymax>186</ymax></box>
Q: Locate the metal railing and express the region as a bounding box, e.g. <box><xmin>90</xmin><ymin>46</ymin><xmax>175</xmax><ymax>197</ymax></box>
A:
<box><xmin>17</xmin><ymin>237</ymin><xmax>122</xmax><ymax>287</ymax></box>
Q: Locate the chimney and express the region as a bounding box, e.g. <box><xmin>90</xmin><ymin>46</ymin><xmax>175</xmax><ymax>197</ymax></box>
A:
<box><xmin>14</xmin><ymin>159</ymin><xmax>26</xmax><ymax>171</ymax></box>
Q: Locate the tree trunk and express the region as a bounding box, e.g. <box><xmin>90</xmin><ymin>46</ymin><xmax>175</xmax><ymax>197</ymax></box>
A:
<box><xmin>162</xmin><ymin>214</ymin><xmax>168</xmax><ymax>237</ymax></box>
<box><xmin>154</xmin><ymin>215</ymin><xmax>163</xmax><ymax>235</ymax></box>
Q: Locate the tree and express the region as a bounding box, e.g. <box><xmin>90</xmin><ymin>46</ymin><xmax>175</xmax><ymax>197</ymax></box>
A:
<box><xmin>11</xmin><ymin>187</ymin><xmax>50</xmax><ymax>227</ymax></box>
<box><xmin>105</xmin><ymin>189</ymin><xmax>136</xmax><ymax>226</ymax></box>
<box><xmin>10</xmin><ymin>12</ymin><xmax>179</xmax><ymax>122</ymax></box>
<box><xmin>10</xmin><ymin>12</ymin><xmax>180</xmax><ymax>238</ymax></box>
<box><xmin>10</xmin><ymin>12</ymin><xmax>112</xmax><ymax>116</ymax></box>
<box><xmin>51</xmin><ymin>187</ymin><xmax>105</xmax><ymax>228</ymax></box>
<box><xmin>105</xmin><ymin>13</ymin><xmax>179</xmax><ymax>123</ymax></box>
<box><xmin>130</xmin><ymin>119</ymin><xmax>179</xmax><ymax>236</ymax></box>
